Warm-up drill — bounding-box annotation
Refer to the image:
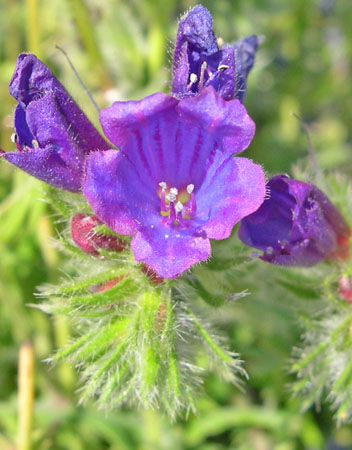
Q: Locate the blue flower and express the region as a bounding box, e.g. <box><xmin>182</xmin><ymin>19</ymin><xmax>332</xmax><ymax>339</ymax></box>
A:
<box><xmin>83</xmin><ymin>87</ymin><xmax>266</xmax><ymax>278</ymax></box>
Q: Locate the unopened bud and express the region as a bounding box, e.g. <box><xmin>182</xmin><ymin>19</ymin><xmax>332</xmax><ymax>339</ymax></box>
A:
<box><xmin>141</xmin><ymin>264</ymin><xmax>164</xmax><ymax>285</ymax></box>
<box><xmin>338</xmin><ymin>276</ymin><xmax>352</xmax><ymax>304</ymax></box>
<box><xmin>71</xmin><ymin>214</ymin><xmax>126</xmax><ymax>256</ymax></box>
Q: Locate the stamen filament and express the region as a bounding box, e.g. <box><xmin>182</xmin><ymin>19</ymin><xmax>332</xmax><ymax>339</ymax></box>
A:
<box><xmin>169</xmin><ymin>201</ymin><xmax>176</xmax><ymax>223</ymax></box>
<box><xmin>198</xmin><ymin>61</ymin><xmax>207</xmax><ymax>90</ymax></box>
<box><xmin>160</xmin><ymin>189</ymin><xmax>168</xmax><ymax>212</ymax></box>
<box><xmin>187</xmin><ymin>73</ymin><xmax>198</xmax><ymax>91</ymax></box>
<box><xmin>190</xmin><ymin>193</ymin><xmax>196</xmax><ymax>216</ymax></box>
<box><xmin>16</xmin><ymin>141</ymin><xmax>23</xmax><ymax>152</ymax></box>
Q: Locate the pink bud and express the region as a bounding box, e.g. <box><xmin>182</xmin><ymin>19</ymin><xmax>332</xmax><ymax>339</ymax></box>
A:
<box><xmin>96</xmin><ymin>277</ymin><xmax>124</xmax><ymax>293</ymax></box>
<box><xmin>338</xmin><ymin>276</ymin><xmax>352</xmax><ymax>303</ymax></box>
<box><xmin>71</xmin><ymin>213</ymin><xmax>126</xmax><ymax>256</ymax></box>
<box><xmin>141</xmin><ymin>264</ymin><xmax>164</xmax><ymax>285</ymax></box>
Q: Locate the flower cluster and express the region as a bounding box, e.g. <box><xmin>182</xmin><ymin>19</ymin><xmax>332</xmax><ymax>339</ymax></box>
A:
<box><xmin>1</xmin><ymin>4</ymin><xmax>349</xmax><ymax>279</ymax></box>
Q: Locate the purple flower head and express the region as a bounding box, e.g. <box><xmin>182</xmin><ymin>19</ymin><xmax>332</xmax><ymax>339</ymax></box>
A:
<box><xmin>83</xmin><ymin>87</ymin><xmax>266</xmax><ymax>279</ymax></box>
<box><xmin>238</xmin><ymin>175</ymin><xmax>350</xmax><ymax>266</ymax></box>
<box><xmin>1</xmin><ymin>54</ymin><xmax>110</xmax><ymax>192</ymax></box>
<box><xmin>172</xmin><ymin>4</ymin><xmax>259</xmax><ymax>102</ymax></box>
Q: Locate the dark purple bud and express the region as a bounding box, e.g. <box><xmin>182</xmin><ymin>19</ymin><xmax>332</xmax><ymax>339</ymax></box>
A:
<box><xmin>233</xmin><ymin>35</ymin><xmax>260</xmax><ymax>102</ymax></box>
<box><xmin>172</xmin><ymin>5</ymin><xmax>259</xmax><ymax>103</ymax></box>
<box><xmin>173</xmin><ymin>4</ymin><xmax>218</xmax><ymax>71</ymax></box>
<box><xmin>238</xmin><ymin>175</ymin><xmax>350</xmax><ymax>266</ymax></box>
<box><xmin>71</xmin><ymin>213</ymin><xmax>126</xmax><ymax>256</ymax></box>
<box><xmin>1</xmin><ymin>54</ymin><xmax>110</xmax><ymax>192</ymax></box>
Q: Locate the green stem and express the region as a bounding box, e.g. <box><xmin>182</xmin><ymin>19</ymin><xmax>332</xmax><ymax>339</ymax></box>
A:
<box><xmin>185</xmin><ymin>306</ymin><xmax>234</xmax><ymax>365</ymax></box>
<box><xmin>66</xmin><ymin>0</ymin><xmax>113</xmax><ymax>88</ymax></box>
<box><xmin>26</xmin><ymin>0</ymin><xmax>40</xmax><ymax>56</ymax></box>
<box><xmin>292</xmin><ymin>341</ymin><xmax>329</xmax><ymax>372</ymax></box>
<box><xmin>18</xmin><ymin>342</ymin><xmax>35</xmax><ymax>450</ymax></box>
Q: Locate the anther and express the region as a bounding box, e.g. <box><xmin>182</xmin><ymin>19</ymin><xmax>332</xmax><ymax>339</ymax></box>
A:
<box><xmin>190</xmin><ymin>73</ymin><xmax>198</xmax><ymax>84</ymax></box>
<box><xmin>175</xmin><ymin>201</ymin><xmax>184</xmax><ymax>223</ymax></box>
<box><xmin>170</xmin><ymin>187</ymin><xmax>178</xmax><ymax>196</ymax></box>
<box><xmin>11</xmin><ymin>133</ymin><xmax>17</xmax><ymax>143</ymax></box>
<box><xmin>175</xmin><ymin>201</ymin><xmax>183</xmax><ymax>213</ymax></box>
<box><xmin>166</xmin><ymin>193</ymin><xmax>176</xmax><ymax>203</ymax></box>
<box><xmin>32</xmin><ymin>139</ymin><xmax>39</xmax><ymax>148</ymax></box>
<box><xmin>159</xmin><ymin>181</ymin><xmax>167</xmax><ymax>190</ymax></box>
<box><xmin>186</xmin><ymin>184</ymin><xmax>194</xmax><ymax>194</ymax></box>
<box><xmin>217</xmin><ymin>37</ymin><xmax>224</xmax><ymax>47</ymax></box>
<box><xmin>218</xmin><ymin>64</ymin><xmax>229</xmax><ymax>71</ymax></box>
<box><xmin>190</xmin><ymin>193</ymin><xmax>196</xmax><ymax>215</ymax></box>
<box><xmin>169</xmin><ymin>201</ymin><xmax>176</xmax><ymax>223</ymax></box>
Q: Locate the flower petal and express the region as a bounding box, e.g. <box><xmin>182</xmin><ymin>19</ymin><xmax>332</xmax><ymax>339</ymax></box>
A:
<box><xmin>3</xmin><ymin>146</ymin><xmax>82</xmax><ymax>191</ymax></box>
<box><xmin>176</xmin><ymin>87</ymin><xmax>255</xmax><ymax>155</ymax></box>
<box><xmin>26</xmin><ymin>90</ymin><xmax>109</xmax><ymax>156</ymax></box>
<box><xmin>100</xmin><ymin>87</ymin><xmax>255</xmax><ymax>192</ymax></box>
<box><xmin>197</xmin><ymin>155</ymin><xmax>266</xmax><ymax>239</ymax></box>
<box><xmin>14</xmin><ymin>105</ymin><xmax>34</xmax><ymax>147</ymax></box>
<box><xmin>233</xmin><ymin>35</ymin><xmax>260</xmax><ymax>102</ymax></box>
<box><xmin>203</xmin><ymin>47</ymin><xmax>236</xmax><ymax>101</ymax></box>
<box><xmin>83</xmin><ymin>150</ymin><xmax>159</xmax><ymax>235</ymax></box>
<box><xmin>131</xmin><ymin>227</ymin><xmax>211</xmax><ymax>279</ymax></box>
<box><xmin>9</xmin><ymin>53</ymin><xmax>63</xmax><ymax>107</ymax></box>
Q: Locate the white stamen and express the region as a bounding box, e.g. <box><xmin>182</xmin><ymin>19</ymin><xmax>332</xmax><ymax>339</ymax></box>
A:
<box><xmin>159</xmin><ymin>181</ymin><xmax>167</xmax><ymax>190</ymax></box>
<box><xmin>187</xmin><ymin>184</ymin><xmax>194</xmax><ymax>194</ymax></box>
<box><xmin>199</xmin><ymin>61</ymin><xmax>207</xmax><ymax>89</ymax></box>
<box><xmin>218</xmin><ymin>64</ymin><xmax>229</xmax><ymax>71</ymax></box>
<box><xmin>11</xmin><ymin>133</ymin><xmax>17</xmax><ymax>143</ymax></box>
<box><xmin>32</xmin><ymin>139</ymin><xmax>39</xmax><ymax>148</ymax></box>
<box><xmin>190</xmin><ymin>73</ymin><xmax>198</xmax><ymax>84</ymax></box>
<box><xmin>170</xmin><ymin>187</ymin><xmax>178</xmax><ymax>196</ymax></box>
<box><xmin>217</xmin><ymin>37</ymin><xmax>224</xmax><ymax>47</ymax></box>
<box><xmin>166</xmin><ymin>193</ymin><xmax>176</xmax><ymax>202</ymax></box>
<box><xmin>175</xmin><ymin>201</ymin><xmax>183</xmax><ymax>213</ymax></box>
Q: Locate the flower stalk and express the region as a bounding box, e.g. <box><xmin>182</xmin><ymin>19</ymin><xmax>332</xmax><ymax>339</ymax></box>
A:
<box><xmin>18</xmin><ymin>342</ymin><xmax>35</xmax><ymax>450</ymax></box>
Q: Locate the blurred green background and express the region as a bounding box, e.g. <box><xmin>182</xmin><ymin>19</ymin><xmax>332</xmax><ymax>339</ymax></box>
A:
<box><xmin>1</xmin><ymin>0</ymin><xmax>352</xmax><ymax>448</ymax></box>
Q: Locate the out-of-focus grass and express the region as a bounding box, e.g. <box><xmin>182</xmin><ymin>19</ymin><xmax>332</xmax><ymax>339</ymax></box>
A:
<box><xmin>0</xmin><ymin>0</ymin><xmax>352</xmax><ymax>448</ymax></box>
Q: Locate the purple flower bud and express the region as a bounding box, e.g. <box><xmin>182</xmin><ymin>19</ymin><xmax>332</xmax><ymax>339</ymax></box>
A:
<box><xmin>232</xmin><ymin>35</ymin><xmax>260</xmax><ymax>102</ymax></box>
<box><xmin>1</xmin><ymin>54</ymin><xmax>110</xmax><ymax>192</ymax></box>
<box><xmin>238</xmin><ymin>175</ymin><xmax>350</xmax><ymax>266</ymax></box>
<box><xmin>172</xmin><ymin>5</ymin><xmax>259</xmax><ymax>102</ymax></box>
<box><xmin>71</xmin><ymin>213</ymin><xmax>126</xmax><ymax>256</ymax></box>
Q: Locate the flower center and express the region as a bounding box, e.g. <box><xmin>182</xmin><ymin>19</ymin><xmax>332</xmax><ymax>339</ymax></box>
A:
<box><xmin>158</xmin><ymin>181</ymin><xmax>196</xmax><ymax>225</ymax></box>
<box><xmin>187</xmin><ymin>62</ymin><xmax>230</xmax><ymax>93</ymax></box>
